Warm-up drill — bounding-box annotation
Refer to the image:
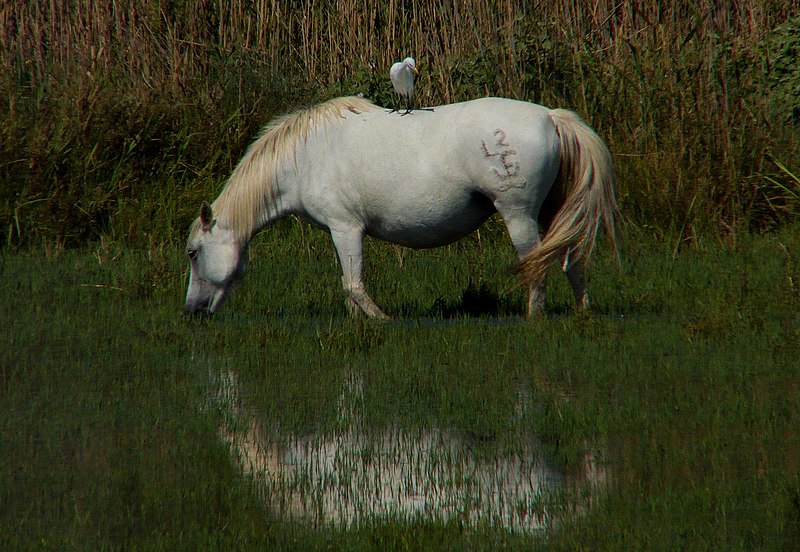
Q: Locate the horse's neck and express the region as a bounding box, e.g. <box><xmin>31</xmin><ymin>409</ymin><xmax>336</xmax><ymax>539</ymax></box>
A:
<box><xmin>266</xmin><ymin>176</ymin><xmax>300</xmax><ymax>221</ymax></box>
<box><xmin>240</xmin><ymin>180</ymin><xmax>299</xmax><ymax>242</ymax></box>
<box><xmin>215</xmin><ymin>149</ymin><xmax>304</xmax><ymax>245</ymax></box>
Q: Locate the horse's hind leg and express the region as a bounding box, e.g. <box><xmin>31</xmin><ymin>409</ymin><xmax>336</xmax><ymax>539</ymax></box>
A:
<box><xmin>565</xmin><ymin>258</ymin><xmax>589</xmax><ymax>311</ymax></box>
<box><xmin>494</xmin><ymin>204</ymin><xmax>547</xmax><ymax>317</ymax></box>
<box><xmin>529</xmin><ymin>275</ymin><xmax>547</xmax><ymax>316</ymax></box>
<box><xmin>330</xmin><ymin>226</ymin><xmax>390</xmax><ymax>320</ymax></box>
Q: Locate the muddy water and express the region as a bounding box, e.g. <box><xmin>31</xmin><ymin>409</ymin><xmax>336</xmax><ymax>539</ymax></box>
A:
<box><xmin>211</xmin><ymin>369</ymin><xmax>604</xmax><ymax>531</ymax></box>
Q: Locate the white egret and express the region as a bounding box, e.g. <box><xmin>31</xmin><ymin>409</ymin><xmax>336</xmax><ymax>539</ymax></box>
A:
<box><xmin>389</xmin><ymin>57</ymin><xmax>419</xmax><ymax>115</ymax></box>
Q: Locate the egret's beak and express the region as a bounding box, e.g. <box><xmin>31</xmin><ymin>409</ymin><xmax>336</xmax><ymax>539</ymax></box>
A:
<box><xmin>412</xmin><ymin>66</ymin><xmax>419</xmax><ymax>76</ymax></box>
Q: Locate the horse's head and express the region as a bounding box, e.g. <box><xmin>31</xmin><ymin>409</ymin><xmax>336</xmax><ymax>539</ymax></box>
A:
<box><xmin>184</xmin><ymin>202</ymin><xmax>247</xmax><ymax>314</ymax></box>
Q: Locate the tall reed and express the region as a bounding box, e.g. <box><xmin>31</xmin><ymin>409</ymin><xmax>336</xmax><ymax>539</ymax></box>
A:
<box><xmin>1</xmin><ymin>1</ymin><xmax>798</xmax><ymax>246</ymax></box>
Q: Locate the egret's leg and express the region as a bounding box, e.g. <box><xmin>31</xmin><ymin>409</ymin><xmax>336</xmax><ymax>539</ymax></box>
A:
<box><xmin>389</xmin><ymin>94</ymin><xmax>400</xmax><ymax>114</ymax></box>
<box><xmin>494</xmin><ymin>204</ymin><xmax>545</xmax><ymax>317</ymax></box>
<box><xmin>330</xmin><ymin>226</ymin><xmax>390</xmax><ymax>320</ymax></box>
<box><xmin>565</xmin><ymin>259</ymin><xmax>589</xmax><ymax>311</ymax></box>
<box><xmin>402</xmin><ymin>94</ymin><xmax>414</xmax><ymax>116</ymax></box>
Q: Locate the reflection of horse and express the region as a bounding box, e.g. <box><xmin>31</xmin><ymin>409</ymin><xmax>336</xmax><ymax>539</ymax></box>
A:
<box><xmin>184</xmin><ymin>96</ymin><xmax>617</xmax><ymax>318</ymax></box>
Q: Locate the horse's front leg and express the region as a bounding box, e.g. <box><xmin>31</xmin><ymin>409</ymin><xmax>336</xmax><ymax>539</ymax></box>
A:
<box><xmin>330</xmin><ymin>227</ymin><xmax>390</xmax><ymax>320</ymax></box>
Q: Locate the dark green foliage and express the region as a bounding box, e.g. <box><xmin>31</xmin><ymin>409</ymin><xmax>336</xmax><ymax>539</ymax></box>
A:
<box><xmin>764</xmin><ymin>16</ymin><xmax>800</xmax><ymax>123</ymax></box>
<box><xmin>1</xmin><ymin>2</ymin><xmax>800</xmax><ymax>247</ymax></box>
<box><xmin>0</xmin><ymin>53</ymin><xmax>294</xmax><ymax>247</ymax></box>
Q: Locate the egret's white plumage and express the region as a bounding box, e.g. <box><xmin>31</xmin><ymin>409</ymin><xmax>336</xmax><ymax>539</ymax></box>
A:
<box><xmin>389</xmin><ymin>57</ymin><xmax>418</xmax><ymax>114</ymax></box>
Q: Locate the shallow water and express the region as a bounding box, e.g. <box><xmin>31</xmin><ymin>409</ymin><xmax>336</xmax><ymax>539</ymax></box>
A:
<box><xmin>210</xmin><ymin>368</ymin><xmax>605</xmax><ymax>531</ymax></box>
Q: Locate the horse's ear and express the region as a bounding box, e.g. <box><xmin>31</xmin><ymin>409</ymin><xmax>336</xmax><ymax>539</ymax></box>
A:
<box><xmin>199</xmin><ymin>201</ymin><xmax>214</xmax><ymax>230</ymax></box>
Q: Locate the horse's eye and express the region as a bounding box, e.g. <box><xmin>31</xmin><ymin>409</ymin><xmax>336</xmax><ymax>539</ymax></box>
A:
<box><xmin>188</xmin><ymin>248</ymin><xmax>198</xmax><ymax>260</ymax></box>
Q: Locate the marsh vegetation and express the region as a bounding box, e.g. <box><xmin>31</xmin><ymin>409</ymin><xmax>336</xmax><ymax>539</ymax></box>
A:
<box><xmin>3</xmin><ymin>1</ymin><xmax>800</xmax><ymax>246</ymax></box>
<box><xmin>2</xmin><ymin>1</ymin><xmax>800</xmax><ymax>549</ymax></box>
<box><xmin>2</xmin><ymin>227</ymin><xmax>800</xmax><ymax>548</ymax></box>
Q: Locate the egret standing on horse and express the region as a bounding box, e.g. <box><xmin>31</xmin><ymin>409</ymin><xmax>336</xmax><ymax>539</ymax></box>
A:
<box><xmin>390</xmin><ymin>57</ymin><xmax>419</xmax><ymax>115</ymax></box>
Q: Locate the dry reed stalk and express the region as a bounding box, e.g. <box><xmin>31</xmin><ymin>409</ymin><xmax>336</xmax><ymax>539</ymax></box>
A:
<box><xmin>9</xmin><ymin>1</ymin><xmax>793</xmax><ymax>99</ymax></box>
<box><xmin>3</xmin><ymin>0</ymin><xmax>800</xmax><ymax>246</ymax></box>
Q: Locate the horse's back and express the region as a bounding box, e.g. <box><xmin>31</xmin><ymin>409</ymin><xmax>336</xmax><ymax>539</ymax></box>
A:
<box><xmin>294</xmin><ymin>98</ymin><xmax>561</xmax><ymax>248</ymax></box>
<box><xmin>346</xmin><ymin>98</ymin><xmax>559</xmax><ymax>191</ymax></box>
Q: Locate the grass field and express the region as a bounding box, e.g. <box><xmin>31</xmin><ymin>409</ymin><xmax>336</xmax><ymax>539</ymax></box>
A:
<box><xmin>3</xmin><ymin>2</ymin><xmax>800</xmax><ymax>548</ymax></box>
<box><xmin>2</xmin><ymin>221</ymin><xmax>799</xmax><ymax>549</ymax></box>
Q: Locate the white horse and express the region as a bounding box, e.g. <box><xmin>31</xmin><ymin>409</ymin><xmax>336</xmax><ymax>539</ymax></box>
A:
<box><xmin>185</xmin><ymin>96</ymin><xmax>617</xmax><ymax>319</ymax></box>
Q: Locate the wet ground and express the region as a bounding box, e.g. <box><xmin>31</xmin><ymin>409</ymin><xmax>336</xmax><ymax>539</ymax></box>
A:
<box><xmin>211</xmin><ymin>368</ymin><xmax>606</xmax><ymax>531</ymax></box>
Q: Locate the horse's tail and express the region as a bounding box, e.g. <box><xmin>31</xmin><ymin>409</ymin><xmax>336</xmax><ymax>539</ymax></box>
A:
<box><xmin>519</xmin><ymin>109</ymin><xmax>618</xmax><ymax>285</ymax></box>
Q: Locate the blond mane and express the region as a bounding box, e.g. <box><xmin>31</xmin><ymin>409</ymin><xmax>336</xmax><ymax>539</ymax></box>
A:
<box><xmin>202</xmin><ymin>96</ymin><xmax>380</xmax><ymax>242</ymax></box>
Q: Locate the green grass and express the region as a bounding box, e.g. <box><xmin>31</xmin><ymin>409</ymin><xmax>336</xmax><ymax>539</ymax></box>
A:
<box><xmin>2</xmin><ymin>223</ymin><xmax>800</xmax><ymax>549</ymax></box>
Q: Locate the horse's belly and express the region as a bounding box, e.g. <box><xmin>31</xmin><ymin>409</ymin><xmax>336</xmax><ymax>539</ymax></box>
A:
<box><xmin>364</xmin><ymin>192</ymin><xmax>495</xmax><ymax>248</ymax></box>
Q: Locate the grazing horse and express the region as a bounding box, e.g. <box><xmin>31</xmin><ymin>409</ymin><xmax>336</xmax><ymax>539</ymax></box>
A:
<box><xmin>184</xmin><ymin>96</ymin><xmax>617</xmax><ymax>318</ymax></box>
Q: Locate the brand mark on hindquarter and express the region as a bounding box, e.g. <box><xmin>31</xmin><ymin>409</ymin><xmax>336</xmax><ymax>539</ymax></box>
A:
<box><xmin>481</xmin><ymin>129</ymin><xmax>526</xmax><ymax>189</ymax></box>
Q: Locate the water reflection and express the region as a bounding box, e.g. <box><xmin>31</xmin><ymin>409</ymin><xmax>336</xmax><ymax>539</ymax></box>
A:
<box><xmin>211</xmin><ymin>369</ymin><xmax>604</xmax><ymax>531</ymax></box>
